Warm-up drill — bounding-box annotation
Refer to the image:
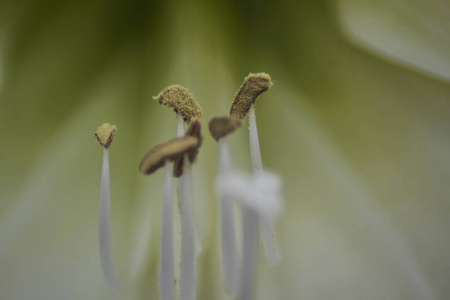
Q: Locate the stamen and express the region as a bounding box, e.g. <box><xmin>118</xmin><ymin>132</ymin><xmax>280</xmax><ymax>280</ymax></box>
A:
<box><xmin>230</xmin><ymin>73</ymin><xmax>272</xmax><ymax>120</ymax></box>
<box><xmin>217</xmin><ymin>171</ymin><xmax>283</xmax><ymax>300</ymax></box>
<box><xmin>179</xmin><ymin>153</ymin><xmax>197</xmax><ymax>300</ymax></box>
<box><xmin>239</xmin><ymin>208</ymin><xmax>259</xmax><ymax>300</ymax></box>
<box><xmin>153</xmin><ymin>85</ymin><xmax>203</xmax><ymax>123</ymax></box>
<box><xmin>138</xmin><ymin>136</ymin><xmax>199</xmax><ymax>175</ymax></box>
<box><xmin>95</xmin><ymin>124</ymin><xmax>121</xmax><ymax>289</ymax></box>
<box><xmin>217</xmin><ymin>137</ymin><xmax>239</xmax><ymax>296</ymax></box>
<box><xmin>174</xmin><ymin>114</ymin><xmax>200</xmax><ymax>300</ymax></box>
<box><xmin>160</xmin><ymin>160</ymin><xmax>175</xmax><ymax>300</ymax></box>
<box><xmin>153</xmin><ymin>86</ymin><xmax>203</xmax><ymax>300</ymax></box>
<box><xmin>209</xmin><ymin>116</ymin><xmax>242</xmax><ymax>141</ymax></box>
<box><xmin>225</xmin><ymin>72</ymin><xmax>280</xmax><ymax>300</ymax></box>
<box><xmin>208</xmin><ymin>116</ymin><xmax>241</xmax><ymax>295</ymax></box>
<box><xmin>248</xmin><ymin>106</ymin><xmax>281</xmax><ymax>264</ymax></box>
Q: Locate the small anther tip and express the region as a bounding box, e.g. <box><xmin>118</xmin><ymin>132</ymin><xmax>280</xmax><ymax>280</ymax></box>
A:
<box><xmin>94</xmin><ymin>123</ymin><xmax>117</xmax><ymax>149</ymax></box>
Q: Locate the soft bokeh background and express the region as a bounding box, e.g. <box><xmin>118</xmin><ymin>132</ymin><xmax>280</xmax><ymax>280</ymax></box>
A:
<box><xmin>1</xmin><ymin>0</ymin><xmax>449</xmax><ymax>299</ymax></box>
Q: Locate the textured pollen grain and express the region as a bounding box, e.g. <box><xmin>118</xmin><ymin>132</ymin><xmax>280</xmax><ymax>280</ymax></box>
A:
<box><xmin>229</xmin><ymin>73</ymin><xmax>273</xmax><ymax>120</ymax></box>
<box><xmin>153</xmin><ymin>85</ymin><xmax>203</xmax><ymax>123</ymax></box>
<box><xmin>139</xmin><ymin>136</ymin><xmax>198</xmax><ymax>175</ymax></box>
<box><xmin>208</xmin><ymin>116</ymin><xmax>242</xmax><ymax>141</ymax></box>
<box><xmin>94</xmin><ymin>123</ymin><xmax>117</xmax><ymax>149</ymax></box>
<box><xmin>173</xmin><ymin>118</ymin><xmax>203</xmax><ymax>177</ymax></box>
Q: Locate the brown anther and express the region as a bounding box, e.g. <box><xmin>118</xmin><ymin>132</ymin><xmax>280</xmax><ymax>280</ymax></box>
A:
<box><xmin>94</xmin><ymin>123</ymin><xmax>117</xmax><ymax>149</ymax></box>
<box><xmin>208</xmin><ymin>116</ymin><xmax>242</xmax><ymax>142</ymax></box>
<box><xmin>139</xmin><ymin>136</ymin><xmax>199</xmax><ymax>175</ymax></box>
<box><xmin>229</xmin><ymin>73</ymin><xmax>272</xmax><ymax>120</ymax></box>
<box><xmin>153</xmin><ymin>85</ymin><xmax>203</xmax><ymax>123</ymax></box>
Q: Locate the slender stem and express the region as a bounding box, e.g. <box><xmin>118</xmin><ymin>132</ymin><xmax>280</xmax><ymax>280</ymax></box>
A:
<box><xmin>259</xmin><ymin>216</ymin><xmax>280</xmax><ymax>264</ymax></box>
<box><xmin>176</xmin><ymin>115</ymin><xmax>202</xmax><ymax>255</ymax></box>
<box><xmin>160</xmin><ymin>160</ymin><xmax>175</xmax><ymax>300</ymax></box>
<box><xmin>218</xmin><ymin>137</ymin><xmax>239</xmax><ymax>296</ymax></box>
<box><xmin>248</xmin><ymin>106</ymin><xmax>281</xmax><ymax>264</ymax></box>
<box><xmin>179</xmin><ymin>154</ymin><xmax>196</xmax><ymax>300</ymax></box>
<box><xmin>99</xmin><ymin>148</ymin><xmax>121</xmax><ymax>289</ymax></box>
<box><xmin>238</xmin><ymin>208</ymin><xmax>259</xmax><ymax>300</ymax></box>
<box><xmin>177</xmin><ymin>115</ymin><xmax>185</xmax><ymax>138</ymax></box>
<box><xmin>248</xmin><ymin>106</ymin><xmax>263</xmax><ymax>173</ymax></box>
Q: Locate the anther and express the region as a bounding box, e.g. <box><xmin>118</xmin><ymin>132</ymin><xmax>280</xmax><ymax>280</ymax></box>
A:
<box><xmin>229</xmin><ymin>73</ymin><xmax>273</xmax><ymax>120</ymax></box>
<box><xmin>139</xmin><ymin>136</ymin><xmax>199</xmax><ymax>175</ymax></box>
<box><xmin>94</xmin><ymin>123</ymin><xmax>117</xmax><ymax>149</ymax></box>
<box><xmin>153</xmin><ymin>85</ymin><xmax>203</xmax><ymax>123</ymax></box>
<box><xmin>208</xmin><ymin>116</ymin><xmax>242</xmax><ymax>142</ymax></box>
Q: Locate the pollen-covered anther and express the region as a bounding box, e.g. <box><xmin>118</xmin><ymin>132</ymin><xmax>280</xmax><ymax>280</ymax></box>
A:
<box><xmin>153</xmin><ymin>85</ymin><xmax>203</xmax><ymax>123</ymax></box>
<box><xmin>94</xmin><ymin>123</ymin><xmax>117</xmax><ymax>149</ymax></box>
<box><xmin>230</xmin><ymin>73</ymin><xmax>273</xmax><ymax>120</ymax></box>
<box><xmin>173</xmin><ymin>118</ymin><xmax>203</xmax><ymax>177</ymax></box>
<box><xmin>139</xmin><ymin>136</ymin><xmax>199</xmax><ymax>175</ymax></box>
<box><xmin>208</xmin><ymin>116</ymin><xmax>242</xmax><ymax>142</ymax></box>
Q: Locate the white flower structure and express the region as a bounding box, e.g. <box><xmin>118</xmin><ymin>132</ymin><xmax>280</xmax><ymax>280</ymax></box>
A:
<box><xmin>94</xmin><ymin>73</ymin><xmax>282</xmax><ymax>300</ymax></box>
<box><xmin>3</xmin><ymin>2</ymin><xmax>450</xmax><ymax>299</ymax></box>
<box><xmin>216</xmin><ymin>169</ymin><xmax>284</xmax><ymax>300</ymax></box>
<box><xmin>217</xmin><ymin>171</ymin><xmax>283</xmax><ymax>222</ymax></box>
<box><xmin>210</xmin><ymin>73</ymin><xmax>283</xmax><ymax>300</ymax></box>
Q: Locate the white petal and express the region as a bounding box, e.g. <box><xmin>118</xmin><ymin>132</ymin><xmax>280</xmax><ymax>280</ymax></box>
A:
<box><xmin>337</xmin><ymin>0</ymin><xmax>450</xmax><ymax>81</ymax></box>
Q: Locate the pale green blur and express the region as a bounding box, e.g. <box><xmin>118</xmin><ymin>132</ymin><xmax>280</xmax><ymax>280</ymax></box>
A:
<box><xmin>0</xmin><ymin>0</ymin><xmax>450</xmax><ymax>299</ymax></box>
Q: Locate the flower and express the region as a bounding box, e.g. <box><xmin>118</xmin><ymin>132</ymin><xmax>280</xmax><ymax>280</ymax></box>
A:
<box><xmin>1</xmin><ymin>1</ymin><xmax>450</xmax><ymax>300</ymax></box>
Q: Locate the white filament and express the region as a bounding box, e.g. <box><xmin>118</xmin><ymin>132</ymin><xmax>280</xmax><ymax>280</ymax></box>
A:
<box><xmin>160</xmin><ymin>160</ymin><xmax>175</xmax><ymax>300</ymax></box>
<box><xmin>179</xmin><ymin>154</ymin><xmax>197</xmax><ymax>300</ymax></box>
<box><xmin>238</xmin><ymin>208</ymin><xmax>259</xmax><ymax>300</ymax></box>
<box><xmin>177</xmin><ymin>115</ymin><xmax>202</xmax><ymax>256</ymax></box>
<box><xmin>248</xmin><ymin>106</ymin><xmax>281</xmax><ymax>264</ymax></box>
<box><xmin>217</xmin><ymin>170</ymin><xmax>283</xmax><ymax>300</ymax></box>
<box><xmin>177</xmin><ymin>114</ymin><xmax>185</xmax><ymax>137</ymax></box>
<box><xmin>248</xmin><ymin>107</ymin><xmax>263</xmax><ymax>173</ymax></box>
<box><xmin>217</xmin><ymin>137</ymin><xmax>239</xmax><ymax>296</ymax></box>
<box><xmin>99</xmin><ymin>148</ymin><xmax>121</xmax><ymax>289</ymax></box>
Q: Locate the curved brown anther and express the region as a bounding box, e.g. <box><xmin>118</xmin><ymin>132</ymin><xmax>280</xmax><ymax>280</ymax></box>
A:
<box><xmin>208</xmin><ymin>116</ymin><xmax>242</xmax><ymax>142</ymax></box>
<box><xmin>230</xmin><ymin>73</ymin><xmax>272</xmax><ymax>120</ymax></box>
<box><xmin>139</xmin><ymin>136</ymin><xmax>199</xmax><ymax>175</ymax></box>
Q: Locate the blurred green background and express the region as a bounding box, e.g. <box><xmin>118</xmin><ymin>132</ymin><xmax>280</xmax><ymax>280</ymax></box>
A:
<box><xmin>0</xmin><ymin>0</ymin><xmax>449</xmax><ymax>299</ymax></box>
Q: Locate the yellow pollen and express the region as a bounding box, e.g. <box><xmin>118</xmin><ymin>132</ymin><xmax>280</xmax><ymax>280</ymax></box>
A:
<box><xmin>94</xmin><ymin>123</ymin><xmax>117</xmax><ymax>149</ymax></box>
<box><xmin>153</xmin><ymin>85</ymin><xmax>203</xmax><ymax>123</ymax></box>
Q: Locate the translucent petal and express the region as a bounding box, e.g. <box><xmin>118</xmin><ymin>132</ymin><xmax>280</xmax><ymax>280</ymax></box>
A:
<box><xmin>337</xmin><ymin>0</ymin><xmax>450</xmax><ymax>81</ymax></box>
